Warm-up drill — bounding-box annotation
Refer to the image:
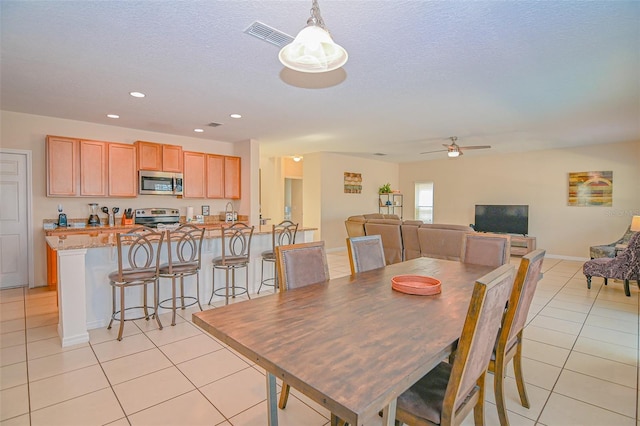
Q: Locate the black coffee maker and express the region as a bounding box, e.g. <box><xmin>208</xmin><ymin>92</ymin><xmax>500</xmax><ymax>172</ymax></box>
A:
<box><xmin>57</xmin><ymin>204</ymin><xmax>67</xmax><ymax>228</ymax></box>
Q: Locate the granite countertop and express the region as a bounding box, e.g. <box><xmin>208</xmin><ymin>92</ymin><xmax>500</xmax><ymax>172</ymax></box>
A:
<box><xmin>45</xmin><ymin>224</ymin><xmax>315</xmax><ymax>250</ymax></box>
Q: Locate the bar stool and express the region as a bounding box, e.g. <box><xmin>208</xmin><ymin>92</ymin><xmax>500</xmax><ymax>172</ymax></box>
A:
<box><xmin>108</xmin><ymin>226</ymin><xmax>164</xmax><ymax>341</ymax></box>
<box><xmin>209</xmin><ymin>223</ymin><xmax>254</xmax><ymax>305</ymax></box>
<box><xmin>158</xmin><ymin>224</ymin><xmax>205</xmax><ymax>326</ymax></box>
<box><xmin>258</xmin><ymin>220</ymin><xmax>298</xmax><ymax>294</ymax></box>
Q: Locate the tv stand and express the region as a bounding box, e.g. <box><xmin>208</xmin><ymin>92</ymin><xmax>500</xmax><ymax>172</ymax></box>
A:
<box><xmin>510</xmin><ymin>235</ymin><xmax>536</xmax><ymax>256</ymax></box>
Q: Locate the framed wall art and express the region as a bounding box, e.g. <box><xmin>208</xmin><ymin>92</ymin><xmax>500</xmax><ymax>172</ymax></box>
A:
<box><xmin>344</xmin><ymin>172</ymin><xmax>362</xmax><ymax>193</ymax></box>
<box><xmin>568</xmin><ymin>171</ymin><xmax>613</xmax><ymax>206</ymax></box>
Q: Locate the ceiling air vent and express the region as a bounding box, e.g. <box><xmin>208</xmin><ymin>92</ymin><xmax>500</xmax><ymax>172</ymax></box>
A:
<box><xmin>208</xmin><ymin>122</ymin><xmax>222</xmax><ymax>128</ymax></box>
<box><xmin>373</xmin><ymin>153</ymin><xmax>387</xmax><ymax>156</ymax></box>
<box><xmin>244</xmin><ymin>21</ymin><xmax>294</xmax><ymax>48</ymax></box>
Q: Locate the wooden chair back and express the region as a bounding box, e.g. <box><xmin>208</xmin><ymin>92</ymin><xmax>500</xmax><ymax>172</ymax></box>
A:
<box><xmin>444</xmin><ymin>263</ymin><xmax>515</xmax><ymax>423</ymax></box>
<box><xmin>461</xmin><ymin>233</ymin><xmax>511</xmax><ymax>267</ymax></box>
<box><xmin>275</xmin><ymin>241</ymin><xmax>330</xmax><ymax>291</ymax></box>
<box><xmin>346</xmin><ymin>235</ymin><xmax>386</xmax><ymax>275</ymax></box>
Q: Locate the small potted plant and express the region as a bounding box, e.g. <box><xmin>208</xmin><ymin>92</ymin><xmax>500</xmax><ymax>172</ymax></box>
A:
<box><xmin>379</xmin><ymin>183</ymin><xmax>392</xmax><ymax>194</ymax></box>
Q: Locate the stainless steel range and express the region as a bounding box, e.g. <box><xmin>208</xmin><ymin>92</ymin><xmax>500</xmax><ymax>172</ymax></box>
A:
<box><xmin>134</xmin><ymin>208</ymin><xmax>180</xmax><ymax>228</ymax></box>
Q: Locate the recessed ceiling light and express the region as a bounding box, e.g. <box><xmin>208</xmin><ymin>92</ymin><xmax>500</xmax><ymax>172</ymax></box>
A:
<box><xmin>106</xmin><ymin>114</ymin><xmax>119</xmax><ymax>119</ymax></box>
<box><xmin>230</xmin><ymin>113</ymin><xmax>242</xmax><ymax>119</ymax></box>
<box><xmin>194</xmin><ymin>128</ymin><xmax>204</xmax><ymax>133</ymax></box>
<box><xmin>129</xmin><ymin>91</ymin><xmax>145</xmax><ymax>98</ymax></box>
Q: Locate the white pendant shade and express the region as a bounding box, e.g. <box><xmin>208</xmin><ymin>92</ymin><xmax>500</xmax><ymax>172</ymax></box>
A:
<box><xmin>279</xmin><ymin>25</ymin><xmax>348</xmax><ymax>73</ymax></box>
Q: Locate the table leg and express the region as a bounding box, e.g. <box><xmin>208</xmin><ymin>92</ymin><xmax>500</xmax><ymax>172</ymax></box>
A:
<box><xmin>266</xmin><ymin>372</ymin><xmax>278</xmax><ymax>426</ymax></box>
<box><xmin>381</xmin><ymin>398</ymin><xmax>397</xmax><ymax>426</ymax></box>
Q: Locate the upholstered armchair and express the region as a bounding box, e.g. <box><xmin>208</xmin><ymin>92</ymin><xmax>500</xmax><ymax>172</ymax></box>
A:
<box><xmin>583</xmin><ymin>232</ymin><xmax>640</xmax><ymax>297</ymax></box>
<box><xmin>590</xmin><ymin>226</ymin><xmax>635</xmax><ymax>259</ymax></box>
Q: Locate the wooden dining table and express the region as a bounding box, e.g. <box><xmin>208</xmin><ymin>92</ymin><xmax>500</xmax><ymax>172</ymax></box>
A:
<box><xmin>193</xmin><ymin>256</ymin><xmax>496</xmax><ymax>426</ymax></box>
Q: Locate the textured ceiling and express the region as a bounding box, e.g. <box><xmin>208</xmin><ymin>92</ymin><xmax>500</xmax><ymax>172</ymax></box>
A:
<box><xmin>1</xmin><ymin>1</ymin><xmax>639</xmax><ymax>163</ymax></box>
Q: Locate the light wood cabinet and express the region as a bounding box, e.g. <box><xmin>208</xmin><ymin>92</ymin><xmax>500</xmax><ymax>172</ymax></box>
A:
<box><xmin>108</xmin><ymin>143</ymin><xmax>137</xmax><ymax>197</ymax></box>
<box><xmin>510</xmin><ymin>236</ymin><xmax>536</xmax><ymax>256</ymax></box>
<box><xmin>206</xmin><ymin>154</ymin><xmax>225</xmax><ymax>198</ymax></box>
<box><xmin>162</xmin><ymin>144</ymin><xmax>183</xmax><ymax>172</ymax></box>
<box><xmin>224</xmin><ymin>156</ymin><xmax>241</xmax><ymax>199</ymax></box>
<box><xmin>135</xmin><ymin>140</ymin><xmax>183</xmax><ymax>172</ymax></box>
<box><xmin>79</xmin><ymin>140</ymin><xmax>108</xmax><ymax>196</ymax></box>
<box><xmin>47</xmin><ymin>136</ymin><xmax>79</xmax><ymax>196</ymax></box>
<box><xmin>183</xmin><ymin>151</ymin><xmax>206</xmax><ymax>198</ymax></box>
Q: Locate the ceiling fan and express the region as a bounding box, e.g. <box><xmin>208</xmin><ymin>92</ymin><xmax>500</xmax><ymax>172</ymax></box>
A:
<box><xmin>420</xmin><ymin>136</ymin><xmax>491</xmax><ymax>158</ymax></box>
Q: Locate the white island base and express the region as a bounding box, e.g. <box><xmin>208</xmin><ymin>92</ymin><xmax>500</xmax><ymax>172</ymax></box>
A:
<box><xmin>47</xmin><ymin>228</ymin><xmax>315</xmax><ymax>347</ymax></box>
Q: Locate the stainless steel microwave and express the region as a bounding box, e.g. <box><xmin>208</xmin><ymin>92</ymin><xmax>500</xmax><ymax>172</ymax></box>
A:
<box><xmin>139</xmin><ymin>171</ymin><xmax>183</xmax><ymax>196</ymax></box>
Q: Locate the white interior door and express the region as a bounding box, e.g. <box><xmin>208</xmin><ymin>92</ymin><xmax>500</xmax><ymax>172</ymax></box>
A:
<box><xmin>0</xmin><ymin>151</ymin><xmax>29</xmax><ymax>288</ymax></box>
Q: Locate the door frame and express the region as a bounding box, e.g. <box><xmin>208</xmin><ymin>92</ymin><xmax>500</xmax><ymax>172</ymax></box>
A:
<box><xmin>0</xmin><ymin>148</ymin><xmax>34</xmax><ymax>288</ymax></box>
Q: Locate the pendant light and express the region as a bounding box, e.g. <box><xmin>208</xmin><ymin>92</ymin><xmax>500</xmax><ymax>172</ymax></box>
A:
<box><xmin>279</xmin><ymin>0</ymin><xmax>348</xmax><ymax>73</ymax></box>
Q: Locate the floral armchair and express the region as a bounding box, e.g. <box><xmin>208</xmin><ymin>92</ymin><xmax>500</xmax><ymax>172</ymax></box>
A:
<box><xmin>583</xmin><ymin>232</ymin><xmax>640</xmax><ymax>297</ymax></box>
<box><xmin>589</xmin><ymin>226</ymin><xmax>635</xmax><ymax>259</ymax></box>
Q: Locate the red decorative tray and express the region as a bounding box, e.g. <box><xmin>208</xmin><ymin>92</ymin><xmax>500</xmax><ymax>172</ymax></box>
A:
<box><xmin>392</xmin><ymin>275</ymin><xmax>441</xmax><ymax>296</ymax></box>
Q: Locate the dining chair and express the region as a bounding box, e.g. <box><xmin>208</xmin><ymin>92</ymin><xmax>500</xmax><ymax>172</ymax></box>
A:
<box><xmin>394</xmin><ymin>263</ymin><xmax>515</xmax><ymax>426</ymax></box>
<box><xmin>209</xmin><ymin>223</ymin><xmax>254</xmax><ymax>305</ymax></box>
<box><xmin>108</xmin><ymin>226</ymin><xmax>165</xmax><ymax>341</ymax></box>
<box><xmin>490</xmin><ymin>249</ymin><xmax>545</xmax><ymax>426</ymax></box>
<box><xmin>461</xmin><ymin>233</ymin><xmax>511</xmax><ymax>267</ymax></box>
<box><xmin>158</xmin><ymin>224</ymin><xmax>205</xmax><ymax>326</ymax></box>
<box><xmin>583</xmin><ymin>231</ymin><xmax>640</xmax><ymax>297</ymax></box>
<box><xmin>274</xmin><ymin>241</ymin><xmax>330</xmax><ymax>410</ymax></box>
<box><xmin>258</xmin><ymin>220</ymin><xmax>298</xmax><ymax>293</ymax></box>
<box><xmin>346</xmin><ymin>235</ymin><xmax>386</xmax><ymax>275</ymax></box>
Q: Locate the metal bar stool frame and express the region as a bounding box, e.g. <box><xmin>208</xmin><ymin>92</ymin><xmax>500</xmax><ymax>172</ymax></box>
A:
<box><xmin>209</xmin><ymin>223</ymin><xmax>255</xmax><ymax>305</ymax></box>
<box><xmin>258</xmin><ymin>220</ymin><xmax>298</xmax><ymax>294</ymax></box>
<box><xmin>158</xmin><ymin>224</ymin><xmax>205</xmax><ymax>326</ymax></box>
<box><xmin>108</xmin><ymin>226</ymin><xmax>165</xmax><ymax>341</ymax></box>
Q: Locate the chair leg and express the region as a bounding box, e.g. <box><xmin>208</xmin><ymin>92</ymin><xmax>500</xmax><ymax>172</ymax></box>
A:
<box><xmin>225</xmin><ymin>268</ymin><xmax>230</xmax><ymax>305</ymax></box>
<box><xmin>154</xmin><ymin>279</ymin><xmax>163</xmax><ymax>330</ymax></box>
<box><xmin>258</xmin><ymin>258</ymin><xmax>265</xmax><ymax>294</ymax></box>
<box><xmin>513</xmin><ymin>340</ymin><xmax>530</xmax><ymax>408</ymax></box>
<box><xmin>208</xmin><ymin>267</ymin><xmax>216</xmax><ymax>305</ymax></box>
<box><xmin>180</xmin><ymin>277</ymin><xmax>186</xmax><ymax>309</ymax></box>
<box><xmin>171</xmin><ymin>276</ymin><xmax>177</xmax><ymax>326</ymax></box>
<box><xmin>117</xmin><ymin>286</ymin><xmax>125</xmax><ymax>341</ymax></box>
<box><xmin>624</xmin><ymin>279</ymin><xmax>631</xmax><ymax>297</ymax></box>
<box><xmin>195</xmin><ymin>273</ymin><xmax>203</xmax><ymax>311</ymax></box>
<box><xmin>142</xmin><ymin>284</ymin><xmax>150</xmax><ymax>319</ymax></box>
<box><xmin>604</xmin><ymin>278</ymin><xmax>608</xmax><ymax>286</ymax></box>
<box><xmin>586</xmin><ymin>276</ymin><xmax>591</xmax><ymax>289</ymax></box>
<box><xmin>493</xmin><ymin>357</ymin><xmax>509</xmax><ymax>426</ymax></box>
<box><xmin>473</xmin><ymin>373</ymin><xmax>486</xmax><ymax>426</ymax></box>
<box><xmin>108</xmin><ymin>284</ymin><xmax>115</xmax><ymax>330</ymax></box>
<box><xmin>245</xmin><ymin>265</ymin><xmax>251</xmax><ymax>300</ymax></box>
<box><xmin>278</xmin><ymin>383</ymin><xmax>290</xmax><ymax>409</ymax></box>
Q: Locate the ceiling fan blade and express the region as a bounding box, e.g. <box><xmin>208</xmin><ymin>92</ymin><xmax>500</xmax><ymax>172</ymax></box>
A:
<box><xmin>420</xmin><ymin>149</ymin><xmax>447</xmax><ymax>154</ymax></box>
<box><xmin>460</xmin><ymin>145</ymin><xmax>491</xmax><ymax>150</ymax></box>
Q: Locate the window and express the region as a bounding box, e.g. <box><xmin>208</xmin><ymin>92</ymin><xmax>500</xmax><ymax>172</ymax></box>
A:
<box><xmin>415</xmin><ymin>182</ymin><xmax>434</xmax><ymax>223</ymax></box>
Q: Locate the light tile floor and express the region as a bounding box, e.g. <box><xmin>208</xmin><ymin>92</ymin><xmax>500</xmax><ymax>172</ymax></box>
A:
<box><xmin>1</xmin><ymin>252</ymin><xmax>638</xmax><ymax>425</ymax></box>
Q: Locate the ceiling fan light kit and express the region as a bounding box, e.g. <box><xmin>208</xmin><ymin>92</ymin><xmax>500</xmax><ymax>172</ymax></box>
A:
<box><xmin>421</xmin><ymin>136</ymin><xmax>491</xmax><ymax>158</ymax></box>
<box><xmin>279</xmin><ymin>0</ymin><xmax>348</xmax><ymax>73</ymax></box>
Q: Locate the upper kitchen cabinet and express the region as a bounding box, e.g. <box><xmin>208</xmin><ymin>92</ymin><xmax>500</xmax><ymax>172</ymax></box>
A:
<box><xmin>206</xmin><ymin>154</ymin><xmax>224</xmax><ymax>198</ymax></box>
<box><xmin>108</xmin><ymin>143</ymin><xmax>137</xmax><ymax>197</ymax></box>
<box><xmin>135</xmin><ymin>140</ymin><xmax>183</xmax><ymax>172</ymax></box>
<box><xmin>183</xmin><ymin>151</ymin><xmax>206</xmax><ymax>198</ymax></box>
<box><xmin>47</xmin><ymin>136</ymin><xmax>79</xmax><ymax>196</ymax></box>
<box><xmin>224</xmin><ymin>156</ymin><xmax>241</xmax><ymax>199</ymax></box>
<box><xmin>79</xmin><ymin>140</ymin><xmax>108</xmax><ymax>197</ymax></box>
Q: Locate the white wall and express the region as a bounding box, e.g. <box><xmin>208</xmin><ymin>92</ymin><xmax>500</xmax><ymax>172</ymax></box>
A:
<box><xmin>400</xmin><ymin>140</ymin><xmax>640</xmax><ymax>258</ymax></box>
<box><xmin>0</xmin><ymin>110</ymin><xmax>255</xmax><ymax>286</ymax></box>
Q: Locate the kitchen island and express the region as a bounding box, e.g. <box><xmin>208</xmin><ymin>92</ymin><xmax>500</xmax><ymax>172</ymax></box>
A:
<box><xmin>46</xmin><ymin>225</ymin><xmax>316</xmax><ymax>347</ymax></box>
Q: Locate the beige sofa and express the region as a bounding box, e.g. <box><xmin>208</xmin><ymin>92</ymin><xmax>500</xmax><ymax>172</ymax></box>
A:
<box><xmin>345</xmin><ymin>214</ymin><xmax>474</xmax><ymax>264</ymax></box>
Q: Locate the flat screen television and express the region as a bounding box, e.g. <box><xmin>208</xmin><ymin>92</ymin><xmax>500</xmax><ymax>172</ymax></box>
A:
<box><xmin>474</xmin><ymin>205</ymin><xmax>529</xmax><ymax>235</ymax></box>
